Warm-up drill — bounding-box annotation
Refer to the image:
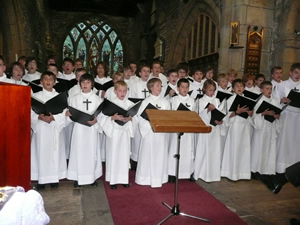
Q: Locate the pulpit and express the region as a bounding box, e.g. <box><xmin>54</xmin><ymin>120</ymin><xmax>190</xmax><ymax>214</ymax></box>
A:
<box><xmin>0</xmin><ymin>82</ymin><xmax>31</xmax><ymax>190</ymax></box>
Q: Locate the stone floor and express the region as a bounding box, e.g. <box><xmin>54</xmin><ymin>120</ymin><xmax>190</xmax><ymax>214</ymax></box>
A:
<box><xmin>36</xmin><ymin>177</ymin><xmax>300</xmax><ymax>225</ymax></box>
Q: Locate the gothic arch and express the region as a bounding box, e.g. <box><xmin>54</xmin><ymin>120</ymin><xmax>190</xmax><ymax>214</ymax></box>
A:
<box><xmin>167</xmin><ymin>0</ymin><xmax>221</xmax><ymax>68</ymax></box>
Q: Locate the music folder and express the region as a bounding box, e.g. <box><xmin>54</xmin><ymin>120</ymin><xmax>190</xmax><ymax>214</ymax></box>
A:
<box><xmin>204</xmin><ymin>102</ymin><xmax>226</xmax><ymax>126</ymax></box>
<box><xmin>140</xmin><ymin>103</ymin><xmax>157</xmax><ymax>121</ymax></box>
<box><xmin>94</xmin><ymin>80</ymin><xmax>114</xmax><ymax>91</ymax></box>
<box><xmin>256</xmin><ymin>100</ymin><xmax>282</xmax><ymax>123</ymax></box>
<box><xmin>229</xmin><ymin>94</ymin><xmax>257</xmax><ymax>119</ymax></box>
<box><xmin>177</xmin><ymin>103</ymin><xmax>190</xmax><ymax>111</ymax></box>
<box><xmin>164</xmin><ymin>85</ymin><xmax>178</xmax><ymax>97</ymax></box>
<box><xmin>243</xmin><ymin>90</ymin><xmax>262</xmax><ymax>100</ymax></box>
<box><xmin>31</xmin><ymin>91</ymin><xmax>68</xmax><ymax>116</ymax></box>
<box><xmin>287</xmin><ymin>89</ymin><xmax>300</xmax><ymax>108</ymax></box>
<box><xmin>216</xmin><ymin>90</ymin><xmax>233</xmax><ymax>102</ymax></box>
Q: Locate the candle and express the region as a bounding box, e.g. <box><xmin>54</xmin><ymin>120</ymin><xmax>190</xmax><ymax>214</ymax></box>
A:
<box><xmin>15</xmin><ymin>54</ymin><xmax>18</xmax><ymax>62</ymax></box>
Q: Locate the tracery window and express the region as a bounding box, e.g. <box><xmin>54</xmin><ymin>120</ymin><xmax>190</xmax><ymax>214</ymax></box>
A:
<box><xmin>62</xmin><ymin>19</ymin><xmax>123</xmax><ymax>76</ymax></box>
<box><xmin>181</xmin><ymin>14</ymin><xmax>219</xmax><ymax>62</ymax></box>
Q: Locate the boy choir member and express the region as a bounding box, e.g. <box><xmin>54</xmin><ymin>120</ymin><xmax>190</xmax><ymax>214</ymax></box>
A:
<box><xmin>189</xmin><ymin>67</ymin><xmax>205</xmax><ymax>99</ymax></box>
<box><xmin>0</xmin><ymin>56</ymin><xmax>14</xmax><ymax>84</ymax></box>
<box><xmin>226</xmin><ymin>69</ymin><xmax>238</xmax><ymax>92</ymax></box>
<box><xmin>22</xmin><ymin>57</ymin><xmax>41</xmax><ymax>82</ymax></box>
<box><xmin>104</xmin><ymin>72</ymin><xmax>125</xmax><ymax>100</ymax></box>
<box><xmin>149</xmin><ymin>61</ymin><xmax>168</xmax><ymax>93</ymax></box>
<box><xmin>9</xmin><ymin>62</ymin><xmax>27</xmax><ymax>85</ymax></box>
<box><xmin>164</xmin><ymin>69</ymin><xmax>179</xmax><ymax>99</ymax></box>
<box><xmin>271</xmin><ymin>66</ymin><xmax>283</xmax><ymax>91</ymax></box>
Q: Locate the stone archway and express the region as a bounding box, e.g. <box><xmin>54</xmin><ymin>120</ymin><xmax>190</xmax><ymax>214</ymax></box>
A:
<box><xmin>166</xmin><ymin>0</ymin><xmax>221</xmax><ymax>68</ymax></box>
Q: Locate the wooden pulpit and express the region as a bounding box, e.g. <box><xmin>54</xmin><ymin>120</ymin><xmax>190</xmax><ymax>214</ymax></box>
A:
<box><xmin>0</xmin><ymin>82</ymin><xmax>31</xmax><ymax>190</ymax></box>
<box><xmin>146</xmin><ymin>109</ymin><xmax>212</xmax><ymax>224</ymax></box>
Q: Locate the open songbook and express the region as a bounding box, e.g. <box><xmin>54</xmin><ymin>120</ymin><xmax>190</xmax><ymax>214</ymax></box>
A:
<box><xmin>31</xmin><ymin>91</ymin><xmax>68</xmax><ymax>116</ymax></box>
<box><xmin>243</xmin><ymin>90</ymin><xmax>262</xmax><ymax>101</ymax></box>
<box><xmin>204</xmin><ymin>102</ymin><xmax>226</xmax><ymax>126</ymax></box>
<box><xmin>68</xmin><ymin>102</ymin><xmax>104</xmax><ymax>127</ymax></box>
<box><xmin>256</xmin><ymin>100</ymin><xmax>282</xmax><ymax>123</ymax></box>
<box><xmin>94</xmin><ymin>80</ymin><xmax>114</xmax><ymax>91</ymax></box>
<box><xmin>287</xmin><ymin>89</ymin><xmax>300</xmax><ymax>108</ymax></box>
<box><xmin>22</xmin><ymin>79</ymin><xmax>43</xmax><ymax>93</ymax></box>
<box><xmin>140</xmin><ymin>103</ymin><xmax>158</xmax><ymax>121</ymax></box>
<box><xmin>216</xmin><ymin>90</ymin><xmax>233</xmax><ymax>102</ymax></box>
<box><xmin>229</xmin><ymin>94</ymin><xmax>257</xmax><ymax>119</ymax></box>
<box><xmin>101</xmin><ymin>98</ymin><xmax>143</xmax><ymax>126</ymax></box>
<box><xmin>164</xmin><ymin>85</ymin><xmax>178</xmax><ymax>97</ymax></box>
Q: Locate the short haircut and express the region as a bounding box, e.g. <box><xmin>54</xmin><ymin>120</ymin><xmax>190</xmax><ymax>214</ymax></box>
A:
<box><xmin>79</xmin><ymin>73</ymin><xmax>94</xmax><ymax>88</ymax></box>
<box><xmin>114</xmin><ymin>80</ymin><xmax>127</xmax><ymax>90</ymax></box>
<box><xmin>203</xmin><ymin>79</ymin><xmax>216</xmax><ymax>92</ymax></box>
<box><xmin>243</xmin><ymin>73</ymin><xmax>256</xmax><ymax>83</ymax></box>
<box><xmin>177</xmin><ymin>78</ymin><xmax>190</xmax><ymax>87</ymax></box>
<box><xmin>217</xmin><ymin>73</ymin><xmax>229</xmax><ymax>83</ymax></box>
<box><xmin>0</xmin><ymin>55</ymin><xmax>5</xmax><ymax>65</ymax></box>
<box><xmin>147</xmin><ymin>78</ymin><xmax>161</xmax><ymax>93</ymax></box>
<box><xmin>18</xmin><ymin>55</ymin><xmax>26</xmax><ymax>61</ymax></box>
<box><xmin>129</xmin><ymin>61</ymin><xmax>137</xmax><ymax>66</ymax></box>
<box><xmin>167</xmin><ymin>69</ymin><xmax>177</xmax><ymax>77</ymax></box>
<box><xmin>122</xmin><ymin>65</ymin><xmax>131</xmax><ymax>71</ymax></box>
<box><xmin>75</xmin><ymin>68</ymin><xmax>87</xmax><ymax>74</ymax></box>
<box><xmin>227</xmin><ymin>69</ymin><xmax>237</xmax><ymax>76</ymax></box>
<box><xmin>271</xmin><ymin>66</ymin><xmax>282</xmax><ymax>74</ymax></box>
<box><xmin>63</xmin><ymin>57</ymin><xmax>74</xmax><ymax>65</ymax></box>
<box><xmin>46</xmin><ymin>55</ymin><xmax>56</xmax><ymax>64</ymax></box>
<box><xmin>139</xmin><ymin>64</ymin><xmax>151</xmax><ymax>73</ymax></box>
<box><xmin>95</xmin><ymin>61</ymin><xmax>109</xmax><ymax>77</ymax></box>
<box><xmin>10</xmin><ymin>62</ymin><xmax>25</xmax><ymax>74</ymax></box>
<box><xmin>205</xmin><ymin>66</ymin><xmax>215</xmax><ymax>74</ymax></box>
<box><xmin>47</xmin><ymin>63</ymin><xmax>58</xmax><ymax>71</ymax></box>
<box><xmin>232</xmin><ymin>79</ymin><xmax>245</xmax><ymax>88</ymax></box>
<box><xmin>26</xmin><ymin>56</ymin><xmax>37</xmax><ymax>67</ymax></box>
<box><xmin>41</xmin><ymin>71</ymin><xmax>56</xmax><ymax>81</ymax></box>
<box><xmin>290</xmin><ymin>63</ymin><xmax>300</xmax><ymax>72</ymax></box>
<box><xmin>191</xmin><ymin>67</ymin><xmax>203</xmax><ymax>75</ymax></box>
<box><xmin>260</xmin><ymin>81</ymin><xmax>272</xmax><ymax>89</ymax></box>
<box><xmin>112</xmin><ymin>71</ymin><xmax>123</xmax><ymax>80</ymax></box>
<box><xmin>255</xmin><ymin>73</ymin><xmax>265</xmax><ymax>81</ymax></box>
<box><xmin>176</xmin><ymin>64</ymin><xmax>188</xmax><ymax>73</ymax></box>
<box><xmin>152</xmin><ymin>60</ymin><xmax>162</xmax><ymax>67</ymax></box>
<box><xmin>74</xmin><ymin>58</ymin><xmax>83</xmax><ymax>64</ymax></box>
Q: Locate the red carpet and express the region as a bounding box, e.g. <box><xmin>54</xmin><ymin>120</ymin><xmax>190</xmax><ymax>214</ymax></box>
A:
<box><xmin>103</xmin><ymin>170</ymin><xmax>247</xmax><ymax>225</ymax></box>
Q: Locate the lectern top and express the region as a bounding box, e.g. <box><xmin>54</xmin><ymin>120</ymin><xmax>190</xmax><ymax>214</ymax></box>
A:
<box><xmin>146</xmin><ymin>109</ymin><xmax>212</xmax><ymax>133</ymax></box>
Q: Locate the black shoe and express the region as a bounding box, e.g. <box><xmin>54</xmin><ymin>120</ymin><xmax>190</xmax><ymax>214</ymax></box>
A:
<box><xmin>36</xmin><ymin>184</ymin><xmax>45</xmax><ymax>190</ymax></box>
<box><xmin>122</xmin><ymin>184</ymin><xmax>130</xmax><ymax>188</ymax></box>
<box><xmin>168</xmin><ymin>175</ymin><xmax>176</xmax><ymax>183</ymax></box>
<box><xmin>110</xmin><ymin>184</ymin><xmax>117</xmax><ymax>190</ymax></box>
<box><xmin>131</xmin><ymin>161</ymin><xmax>137</xmax><ymax>172</ymax></box>
<box><xmin>50</xmin><ymin>183</ymin><xmax>59</xmax><ymax>189</ymax></box>
<box><xmin>91</xmin><ymin>181</ymin><xmax>98</xmax><ymax>187</ymax></box>
<box><xmin>189</xmin><ymin>174</ymin><xmax>196</xmax><ymax>182</ymax></box>
<box><xmin>290</xmin><ymin>218</ymin><xmax>300</xmax><ymax>225</ymax></box>
<box><xmin>74</xmin><ymin>181</ymin><xmax>81</xmax><ymax>188</ymax></box>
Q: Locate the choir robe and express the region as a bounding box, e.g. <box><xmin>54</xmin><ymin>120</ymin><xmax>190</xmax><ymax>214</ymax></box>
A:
<box><xmin>22</xmin><ymin>71</ymin><xmax>41</xmax><ymax>82</ymax></box>
<box><xmin>194</xmin><ymin>95</ymin><xmax>222</xmax><ymax>182</ymax></box>
<box><xmin>100</xmin><ymin>97</ymin><xmax>135</xmax><ymax>185</ymax></box>
<box><xmin>135</xmin><ymin>94</ymin><xmax>170</xmax><ymax>188</ymax></box>
<box><xmin>128</xmin><ymin>79</ymin><xmax>149</xmax><ymax>162</ymax></box>
<box><xmin>245</xmin><ymin>86</ymin><xmax>261</xmax><ymax>94</ymax></box>
<box><xmin>0</xmin><ymin>74</ymin><xmax>14</xmax><ymax>84</ymax></box>
<box><xmin>271</xmin><ymin>79</ymin><xmax>282</xmax><ymax>92</ymax></box>
<box><xmin>273</xmin><ymin>78</ymin><xmax>300</xmax><ymax>172</ymax></box>
<box><xmin>221</xmin><ymin>93</ymin><xmax>252</xmax><ymax>181</ymax></box>
<box><xmin>164</xmin><ymin>83</ymin><xmax>178</xmax><ymax>101</ymax></box>
<box><xmin>94</xmin><ymin>76</ymin><xmax>112</xmax><ymax>162</ymax></box>
<box><xmin>168</xmin><ymin>94</ymin><xmax>195</xmax><ymax>178</ymax></box>
<box><xmin>250</xmin><ymin>95</ymin><xmax>281</xmax><ymax>174</ymax></box>
<box><xmin>189</xmin><ymin>80</ymin><xmax>204</xmax><ymax>99</ymax></box>
<box><xmin>67</xmin><ymin>91</ymin><xmax>103</xmax><ymax>185</ymax></box>
<box><xmin>31</xmin><ymin>89</ymin><xmax>67</xmax><ymax>184</ymax></box>
<box><xmin>57</xmin><ymin>72</ymin><xmax>76</xmax><ymax>80</ymax></box>
<box><xmin>148</xmin><ymin>72</ymin><xmax>168</xmax><ymax>92</ymax></box>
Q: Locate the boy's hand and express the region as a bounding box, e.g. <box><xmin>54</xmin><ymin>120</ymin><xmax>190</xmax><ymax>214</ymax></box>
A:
<box><xmin>274</xmin><ymin>114</ymin><xmax>280</xmax><ymax>119</ymax></box>
<box><xmin>111</xmin><ymin>113</ymin><xmax>124</xmax><ymax>121</ymax></box>
<box><xmin>65</xmin><ymin>110</ymin><xmax>72</xmax><ymax>117</ymax></box>
<box><xmin>101</xmin><ymin>91</ymin><xmax>106</xmax><ymax>98</ymax></box>
<box><xmin>87</xmin><ymin>117</ymin><xmax>97</xmax><ymax>125</ymax></box>
<box><xmin>236</xmin><ymin>105</ymin><xmax>248</xmax><ymax>114</ymax></box>
<box><xmin>38</xmin><ymin>114</ymin><xmax>46</xmax><ymax>122</ymax></box>
<box><xmin>122</xmin><ymin>115</ymin><xmax>132</xmax><ymax>123</ymax></box>
<box><xmin>262</xmin><ymin>109</ymin><xmax>275</xmax><ymax>116</ymax></box>
<box><xmin>215</xmin><ymin>120</ymin><xmax>223</xmax><ymax>125</ymax></box>
<box><xmin>247</xmin><ymin>110</ymin><xmax>253</xmax><ymax>117</ymax></box>
<box><xmin>280</xmin><ymin>97</ymin><xmax>290</xmax><ymax>104</ymax></box>
<box><xmin>207</xmin><ymin>103</ymin><xmax>215</xmax><ymax>112</ymax></box>
<box><xmin>169</xmin><ymin>89</ymin><xmax>176</xmax><ymax>97</ymax></box>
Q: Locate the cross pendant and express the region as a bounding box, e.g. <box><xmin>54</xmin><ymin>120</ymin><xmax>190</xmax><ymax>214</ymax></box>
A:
<box><xmin>142</xmin><ymin>88</ymin><xmax>149</xmax><ymax>98</ymax></box>
<box><xmin>83</xmin><ymin>99</ymin><xmax>92</xmax><ymax>111</ymax></box>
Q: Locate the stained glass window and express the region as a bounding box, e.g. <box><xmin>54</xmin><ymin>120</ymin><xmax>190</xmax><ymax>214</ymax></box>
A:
<box><xmin>62</xmin><ymin>18</ymin><xmax>123</xmax><ymax>76</ymax></box>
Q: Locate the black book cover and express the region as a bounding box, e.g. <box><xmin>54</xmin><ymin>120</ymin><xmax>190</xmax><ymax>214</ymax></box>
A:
<box><xmin>128</xmin><ymin>98</ymin><xmax>144</xmax><ymax>103</ymax></box>
<box><xmin>216</xmin><ymin>90</ymin><xmax>233</xmax><ymax>102</ymax></box>
<box><xmin>243</xmin><ymin>90</ymin><xmax>262</xmax><ymax>100</ymax></box>
<box><xmin>25</xmin><ymin>80</ymin><xmax>43</xmax><ymax>93</ymax></box>
<box><xmin>56</xmin><ymin>78</ymin><xmax>77</xmax><ymax>90</ymax></box>
<box><xmin>229</xmin><ymin>94</ymin><xmax>257</xmax><ymax>119</ymax></box>
<box><xmin>287</xmin><ymin>89</ymin><xmax>300</xmax><ymax>108</ymax></box>
<box><xmin>68</xmin><ymin>102</ymin><xmax>104</xmax><ymax>127</ymax></box>
<box><xmin>177</xmin><ymin>103</ymin><xmax>191</xmax><ymax>111</ymax></box>
<box><xmin>94</xmin><ymin>80</ymin><xmax>114</xmax><ymax>91</ymax></box>
<box><xmin>31</xmin><ymin>91</ymin><xmax>68</xmax><ymax>116</ymax></box>
<box><xmin>140</xmin><ymin>103</ymin><xmax>157</xmax><ymax>121</ymax></box>
<box><xmin>195</xmin><ymin>94</ymin><xmax>204</xmax><ymax>99</ymax></box>
<box><xmin>256</xmin><ymin>100</ymin><xmax>282</xmax><ymax>123</ymax></box>
<box><xmin>164</xmin><ymin>85</ymin><xmax>178</xmax><ymax>97</ymax></box>
<box><xmin>210</xmin><ymin>109</ymin><xmax>226</xmax><ymax>126</ymax></box>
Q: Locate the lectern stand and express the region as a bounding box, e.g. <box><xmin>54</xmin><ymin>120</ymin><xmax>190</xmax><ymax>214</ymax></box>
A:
<box><xmin>146</xmin><ymin>109</ymin><xmax>212</xmax><ymax>225</ymax></box>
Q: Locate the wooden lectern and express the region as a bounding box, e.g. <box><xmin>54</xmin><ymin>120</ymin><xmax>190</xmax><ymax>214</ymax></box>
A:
<box><xmin>146</xmin><ymin>109</ymin><xmax>212</xmax><ymax>224</ymax></box>
<box><xmin>0</xmin><ymin>83</ymin><xmax>31</xmax><ymax>190</ymax></box>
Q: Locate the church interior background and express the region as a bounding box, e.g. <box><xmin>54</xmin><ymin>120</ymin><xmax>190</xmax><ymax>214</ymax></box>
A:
<box><xmin>0</xmin><ymin>0</ymin><xmax>299</xmax><ymax>79</ymax></box>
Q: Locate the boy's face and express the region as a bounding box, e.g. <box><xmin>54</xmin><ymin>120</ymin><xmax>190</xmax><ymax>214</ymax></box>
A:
<box><xmin>18</xmin><ymin>59</ymin><xmax>26</xmax><ymax>66</ymax></box>
<box><xmin>233</xmin><ymin>82</ymin><xmax>245</xmax><ymax>95</ymax></box>
<box><xmin>48</xmin><ymin>65</ymin><xmax>58</xmax><ymax>77</ymax></box>
<box><xmin>129</xmin><ymin>63</ymin><xmax>137</xmax><ymax>73</ymax></box>
<box><xmin>178</xmin><ymin>69</ymin><xmax>187</xmax><ymax>79</ymax></box>
<box><xmin>0</xmin><ymin>60</ymin><xmax>6</xmax><ymax>76</ymax></box>
<box><xmin>114</xmin><ymin>86</ymin><xmax>127</xmax><ymax>100</ymax></box>
<box><xmin>47</xmin><ymin>58</ymin><xmax>55</xmax><ymax>65</ymax></box>
<box><xmin>75</xmin><ymin>71</ymin><xmax>85</xmax><ymax>81</ymax></box>
<box><xmin>123</xmin><ymin>69</ymin><xmax>132</xmax><ymax>80</ymax></box>
<box><xmin>177</xmin><ymin>82</ymin><xmax>189</xmax><ymax>96</ymax></box>
<box><xmin>27</xmin><ymin>60</ymin><xmax>38</xmax><ymax>73</ymax></box>
<box><xmin>205</xmin><ymin>70</ymin><xmax>214</xmax><ymax>80</ymax></box>
<box><xmin>204</xmin><ymin>84</ymin><xmax>216</xmax><ymax>97</ymax></box>
<box><xmin>168</xmin><ymin>72</ymin><xmax>178</xmax><ymax>85</ymax></box>
<box><xmin>74</xmin><ymin>61</ymin><xmax>83</xmax><ymax>70</ymax></box>
<box><xmin>228</xmin><ymin>73</ymin><xmax>237</xmax><ymax>83</ymax></box>
<box><xmin>97</xmin><ymin>65</ymin><xmax>105</xmax><ymax>77</ymax></box>
<box><xmin>139</xmin><ymin>67</ymin><xmax>150</xmax><ymax>81</ymax></box>
<box><xmin>12</xmin><ymin>65</ymin><xmax>23</xmax><ymax>80</ymax></box>
<box><xmin>290</xmin><ymin>68</ymin><xmax>300</xmax><ymax>82</ymax></box>
<box><xmin>113</xmin><ymin>76</ymin><xmax>123</xmax><ymax>84</ymax></box>
<box><xmin>256</xmin><ymin>77</ymin><xmax>265</xmax><ymax>87</ymax></box>
<box><xmin>150</xmin><ymin>81</ymin><xmax>162</xmax><ymax>96</ymax></box>
<box><xmin>80</xmin><ymin>80</ymin><xmax>92</xmax><ymax>93</ymax></box>
<box><xmin>218</xmin><ymin>78</ymin><xmax>228</xmax><ymax>89</ymax></box>
<box><xmin>272</xmin><ymin>69</ymin><xmax>282</xmax><ymax>83</ymax></box>
<box><xmin>62</xmin><ymin>61</ymin><xmax>74</xmax><ymax>74</ymax></box>
<box><xmin>245</xmin><ymin>79</ymin><xmax>254</xmax><ymax>88</ymax></box>
<box><xmin>193</xmin><ymin>71</ymin><xmax>203</xmax><ymax>82</ymax></box>
<box><xmin>40</xmin><ymin>75</ymin><xmax>55</xmax><ymax>92</ymax></box>
<box><xmin>260</xmin><ymin>85</ymin><xmax>272</xmax><ymax>98</ymax></box>
<box><xmin>152</xmin><ymin>63</ymin><xmax>161</xmax><ymax>76</ymax></box>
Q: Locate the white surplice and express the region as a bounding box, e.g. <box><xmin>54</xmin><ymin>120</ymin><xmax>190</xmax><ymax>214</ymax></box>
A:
<box><xmin>23</xmin><ymin>71</ymin><xmax>41</xmax><ymax>82</ymax></box>
<box><xmin>100</xmin><ymin>97</ymin><xmax>135</xmax><ymax>185</ymax></box>
<box><xmin>135</xmin><ymin>94</ymin><xmax>170</xmax><ymax>188</ymax></box>
<box><xmin>194</xmin><ymin>95</ymin><xmax>222</xmax><ymax>182</ymax></box>
<box><xmin>31</xmin><ymin>89</ymin><xmax>67</xmax><ymax>184</ymax></box>
<box><xmin>168</xmin><ymin>94</ymin><xmax>195</xmax><ymax>179</ymax></box>
<box><xmin>250</xmin><ymin>95</ymin><xmax>281</xmax><ymax>174</ymax></box>
<box><xmin>67</xmin><ymin>91</ymin><xmax>103</xmax><ymax>185</ymax></box>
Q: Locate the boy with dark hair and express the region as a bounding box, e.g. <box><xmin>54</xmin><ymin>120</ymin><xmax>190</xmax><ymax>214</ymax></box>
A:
<box><xmin>0</xmin><ymin>56</ymin><xmax>14</xmax><ymax>84</ymax></box>
<box><xmin>23</xmin><ymin>57</ymin><xmax>41</xmax><ymax>82</ymax></box>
